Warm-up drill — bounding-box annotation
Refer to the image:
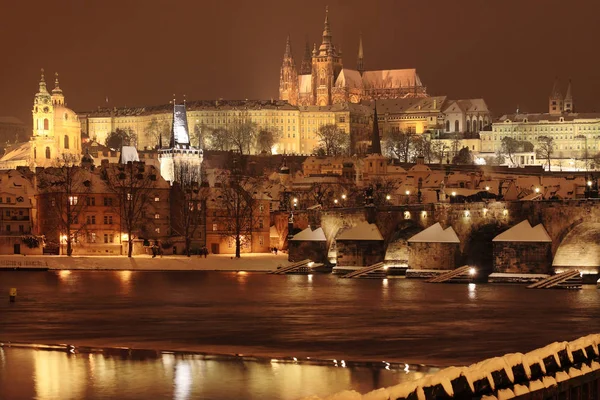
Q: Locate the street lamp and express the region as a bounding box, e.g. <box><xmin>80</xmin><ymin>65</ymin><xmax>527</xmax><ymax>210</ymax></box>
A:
<box><xmin>535</xmin><ymin>187</ymin><xmax>540</xmax><ymax>193</ymax></box>
<box><xmin>386</xmin><ymin>194</ymin><xmax>391</xmax><ymax>201</ymax></box>
<box><xmin>341</xmin><ymin>194</ymin><xmax>347</xmax><ymax>200</ymax></box>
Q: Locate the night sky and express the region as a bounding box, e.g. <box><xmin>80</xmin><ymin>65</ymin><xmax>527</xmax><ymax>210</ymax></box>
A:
<box><xmin>2</xmin><ymin>0</ymin><xmax>600</xmax><ymax>127</ymax></box>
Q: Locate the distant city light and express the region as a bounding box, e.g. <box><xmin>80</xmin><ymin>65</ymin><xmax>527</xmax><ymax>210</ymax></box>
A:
<box><xmin>469</xmin><ymin>268</ymin><xmax>476</xmax><ymax>276</ymax></box>
<box><xmin>334</xmin><ymin>199</ymin><xmax>338</xmax><ymax>204</ymax></box>
<box><xmin>386</xmin><ymin>195</ymin><xmax>391</xmax><ymax>200</ymax></box>
<box><xmin>341</xmin><ymin>194</ymin><xmax>346</xmax><ymax>200</ymax></box>
<box><xmin>405</xmin><ymin>190</ymin><xmax>410</xmax><ymax>195</ymax></box>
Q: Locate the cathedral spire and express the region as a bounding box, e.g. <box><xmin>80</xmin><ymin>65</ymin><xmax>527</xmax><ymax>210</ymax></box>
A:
<box><xmin>357</xmin><ymin>32</ymin><xmax>365</xmax><ymax>75</ymax></box>
<box><xmin>284</xmin><ymin>34</ymin><xmax>292</xmax><ymax>58</ymax></box>
<box><xmin>549</xmin><ymin>77</ymin><xmax>563</xmax><ymax>115</ymax></box>
<box><xmin>371</xmin><ymin>101</ymin><xmax>382</xmax><ymax>155</ymax></box>
<box><xmin>300</xmin><ymin>38</ymin><xmax>312</xmax><ymax>75</ymax></box>
<box><xmin>564</xmin><ymin>78</ymin><xmax>573</xmax><ymax>113</ymax></box>
<box><xmin>319</xmin><ymin>6</ymin><xmax>333</xmax><ymax>55</ymax></box>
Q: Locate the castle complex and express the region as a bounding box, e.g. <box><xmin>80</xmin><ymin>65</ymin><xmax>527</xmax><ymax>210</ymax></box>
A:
<box><xmin>279</xmin><ymin>7</ymin><xmax>427</xmax><ymax>106</ymax></box>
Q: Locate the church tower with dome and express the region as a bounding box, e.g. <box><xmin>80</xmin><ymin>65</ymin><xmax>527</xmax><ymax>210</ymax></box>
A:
<box><xmin>30</xmin><ymin>69</ymin><xmax>82</xmax><ymax>167</ymax></box>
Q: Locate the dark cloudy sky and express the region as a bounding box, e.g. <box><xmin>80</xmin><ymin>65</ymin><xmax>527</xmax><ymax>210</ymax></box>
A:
<box><xmin>1</xmin><ymin>0</ymin><xmax>599</xmax><ymax>126</ymax></box>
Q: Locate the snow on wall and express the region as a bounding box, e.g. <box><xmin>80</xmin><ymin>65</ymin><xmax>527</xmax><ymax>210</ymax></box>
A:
<box><xmin>492</xmin><ymin>220</ymin><xmax>552</xmax><ymax>242</ymax></box>
<box><xmin>336</xmin><ymin>222</ymin><xmax>383</xmax><ymax>241</ymax></box>
<box><xmin>291</xmin><ymin>227</ymin><xmax>327</xmax><ymax>242</ymax></box>
<box><xmin>407</xmin><ymin>222</ymin><xmax>460</xmax><ymax>243</ymax></box>
<box><xmin>301</xmin><ymin>333</ymin><xmax>600</xmax><ymax>400</ymax></box>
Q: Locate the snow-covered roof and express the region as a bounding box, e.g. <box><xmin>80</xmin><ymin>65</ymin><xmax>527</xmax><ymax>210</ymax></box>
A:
<box><xmin>172</xmin><ymin>104</ymin><xmax>190</xmax><ymax>146</ymax></box>
<box><xmin>493</xmin><ymin>220</ymin><xmax>552</xmax><ymax>242</ymax></box>
<box><xmin>362</xmin><ymin>69</ymin><xmax>422</xmax><ymax>89</ymax></box>
<box><xmin>336</xmin><ymin>222</ymin><xmax>383</xmax><ymax>241</ymax></box>
<box><xmin>298</xmin><ymin>74</ymin><xmax>312</xmax><ymax>93</ymax></box>
<box><xmin>120</xmin><ymin>146</ymin><xmax>139</xmax><ymax>163</ymax></box>
<box><xmin>335</xmin><ymin>69</ymin><xmax>363</xmax><ymax>89</ymax></box>
<box><xmin>408</xmin><ymin>223</ymin><xmax>460</xmax><ymax>243</ymax></box>
<box><xmin>0</xmin><ymin>141</ymin><xmax>30</xmax><ymax>162</ymax></box>
<box><xmin>291</xmin><ymin>227</ymin><xmax>327</xmax><ymax>242</ymax></box>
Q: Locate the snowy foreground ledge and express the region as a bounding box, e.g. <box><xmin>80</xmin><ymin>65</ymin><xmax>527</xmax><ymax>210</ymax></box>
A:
<box><xmin>302</xmin><ymin>334</ymin><xmax>600</xmax><ymax>400</ymax></box>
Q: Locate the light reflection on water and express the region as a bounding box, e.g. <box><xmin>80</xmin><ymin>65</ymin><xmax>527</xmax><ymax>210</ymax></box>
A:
<box><xmin>0</xmin><ymin>348</ymin><xmax>420</xmax><ymax>400</ymax></box>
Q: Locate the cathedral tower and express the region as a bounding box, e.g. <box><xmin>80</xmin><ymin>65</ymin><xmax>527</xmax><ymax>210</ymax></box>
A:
<box><xmin>549</xmin><ymin>78</ymin><xmax>563</xmax><ymax>115</ymax></box>
<box><xmin>564</xmin><ymin>79</ymin><xmax>573</xmax><ymax>113</ymax></box>
<box><xmin>312</xmin><ymin>6</ymin><xmax>343</xmax><ymax>106</ymax></box>
<box><xmin>279</xmin><ymin>35</ymin><xmax>298</xmax><ymax>105</ymax></box>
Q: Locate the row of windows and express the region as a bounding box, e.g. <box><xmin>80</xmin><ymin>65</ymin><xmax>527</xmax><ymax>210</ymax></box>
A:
<box><xmin>3</xmin><ymin>224</ymin><xmax>26</xmax><ymax>233</ymax></box>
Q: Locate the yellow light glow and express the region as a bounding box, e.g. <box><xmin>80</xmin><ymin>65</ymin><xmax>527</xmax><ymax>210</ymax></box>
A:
<box><xmin>386</xmin><ymin>195</ymin><xmax>391</xmax><ymax>200</ymax></box>
<box><xmin>121</xmin><ymin>233</ymin><xmax>129</xmax><ymax>241</ymax></box>
<box><xmin>293</xmin><ymin>197</ymin><xmax>298</xmax><ymax>203</ymax></box>
<box><xmin>405</xmin><ymin>190</ymin><xmax>410</xmax><ymax>195</ymax></box>
<box><xmin>334</xmin><ymin>199</ymin><xmax>338</xmax><ymax>204</ymax></box>
<box><xmin>404</xmin><ymin>211</ymin><xmax>410</xmax><ymax>219</ymax></box>
<box><xmin>464</xmin><ymin>210</ymin><xmax>470</xmax><ymax>217</ymax></box>
<box><xmin>59</xmin><ymin>270</ymin><xmax>71</xmax><ymax>279</ymax></box>
<box><xmin>469</xmin><ymin>268</ymin><xmax>476</xmax><ymax>276</ymax></box>
<box><xmin>503</xmin><ymin>209</ymin><xmax>508</xmax><ymax>216</ymax></box>
<box><xmin>341</xmin><ymin>194</ymin><xmax>346</xmax><ymax>200</ymax></box>
<box><xmin>485</xmin><ymin>186</ymin><xmax>490</xmax><ymax>191</ymax></box>
<box><xmin>451</xmin><ymin>191</ymin><xmax>457</xmax><ymax>197</ymax></box>
<box><xmin>421</xmin><ymin>211</ymin><xmax>427</xmax><ymax>217</ymax></box>
<box><xmin>483</xmin><ymin>208</ymin><xmax>488</xmax><ymax>214</ymax></box>
<box><xmin>535</xmin><ymin>188</ymin><xmax>540</xmax><ymax>193</ymax></box>
<box><xmin>588</xmin><ymin>181</ymin><xmax>593</xmax><ymax>187</ymax></box>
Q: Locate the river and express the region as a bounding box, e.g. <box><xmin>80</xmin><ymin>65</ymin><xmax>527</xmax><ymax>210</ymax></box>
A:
<box><xmin>0</xmin><ymin>270</ymin><xmax>599</xmax><ymax>399</ymax></box>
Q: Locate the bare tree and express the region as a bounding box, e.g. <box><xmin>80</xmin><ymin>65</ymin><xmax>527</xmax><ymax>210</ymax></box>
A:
<box><xmin>412</xmin><ymin>135</ymin><xmax>434</xmax><ymax>163</ymax></box>
<box><xmin>172</xmin><ymin>162</ymin><xmax>207</xmax><ymax>256</ymax></box>
<box><xmin>191</xmin><ymin>123</ymin><xmax>209</xmax><ymax>149</ymax></box>
<box><xmin>384</xmin><ymin>129</ymin><xmax>415</xmax><ymax>162</ymax></box>
<box><xmin>144</xmin><ymin>118</ymin><xmax>170</xmax><ymax>148</ymax></box>
<box><xmin>315</xmin><ymin>124</ymin><xmax>349</xmax><ymax>156</ymax></box>
<box><xmin>256</xmin><ymin>128</ymin><xmax>279</xmax><ymax>154</ymax></box>
<box><xmin>215</xmin><ymin>168</ymin><xmax>260</xmax><ymax>258</ymax></box>
<box><xmin>229</xmin><ymin>116</ymin><xmax>258</xmax><ymax>155</ymax></box>
<box><xmin>500</xmin><ymin>137</ymin><xmax>519</xmax><ymax>166</ymax></box>
<box><xmin>106</xmin><ymin>128</ymin><xmax>136</xmax><ymax>150</ymax></box>
<box><xmin>370</xmin><ymin>177</ymin><xmax>399</xmax><ymax>206</ymax></box>
<box><xmin>206</xmin><ymin>127</ymin><xmax>232</xmax><ymax>151</ymax></box>
<box><xmin>37</xmin><ymin>154</ymin><xmax>91</xmax><ymax>256</ymax></box>
<box><xmin>536</xmin><ymin>136</ymin><xmax>555</xmax><ymax>171</ymax></box>
<box><xmin>104</xmin><ymin>162</ymin><xmax>158</xmax><ymax>257</ymax></box>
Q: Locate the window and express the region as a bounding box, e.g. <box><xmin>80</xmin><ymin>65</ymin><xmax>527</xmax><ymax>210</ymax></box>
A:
<box><xmin>259</xmin><ymin>219</ymin><xmax>264</xmax><ymax>229</ymax></box>
<box><xmin>86</xmin><ymin>197</ymin><xmax>95</xmax><ymax>206</ymax></box>
<box><xmin>154</xmin><ymin>213</ymin><xmax>160</xmax><ymax>219</ymax></box>
<box><xmin>155</xmin><ymin>228</ymin><xmax>160</xmax><ymax>233</ymax></box>
<box><xmin>68</xmin><ymin>196</ymin><xmax>78</xmax><ymax>205</ymax></box>
<box><xmin>86</xmin><ymin>215</ymin><xmax>96</xmax><ymax>225</ymax></box>
<box><xmin>454</xmin><ymin>120</ymin><xmax>459</xmax><ymax>132</ymax></box>
<box><xmin>259</xmin><ymin>235</ymin><xmax>264</xmax><ymax>246</ymax></box>
<box><xmin>103</xmin><ymin>234</ymin><xmax>114</xmax><ymax>243</ymax></box>
<box><xmin>6</xmin><ymin>225</ymin><xmax>10</xmax><ymax>232</ymax></box>
<box><xmin>212</xmin><ymin>223</ymin><xmax>217</xmax><ymax>231</ymax></box>
<box><xmin>445</xmin><ymin>120</ymin><xmax>450</xmax><ymax>132</ymax></box>
<box><xmin>154</xmin><ymin>196</ymin><xmax>160</xmax><ymax>202</ymax></box>
<box><xmin>64</xmin><ymin>135</ymin><xmax>69</xmax><ymax>149</ymax></box>
<box><xmin>51</xmin><ymin>198</ymin><xmax>56</xmax><ymax>207</ymax></box>
<box><xmin>6</xmin><ymin>197</ymin><xmax>11</xmax><ymax>203</ymax></box>
<box><xmin>127</xmin><ymin>193</ymin><xmax>132</xmax><ymax>201</ymax></box>
<box><xmin>259</xmin><ymin>204</ymin><xmax>264</xmax><ymax>213</ymax></box>
<box><xmin>45</xmin><ymin>147</ymin><xmax>51</xmax><ymax>159</ymax></box>
<box><xmin>88</xmin><ymin>232</ymin><xmax>96</xmax><ymax>243</ymax></box>
<box><xmin>19</xmin><ymin>225</ymin><xmax>24</xmax><ymax>233</ymax></box>
<box><xmin>104</xmin><ymin>197</ymin><xmax>113</xmax><ymax>206</ymax></box>
<box><xmin>43</xmin><ymin>118</ymin><xmax>49</xmax><ymax>130</ymax></box>
<box><xmin>103</xmin><ymin>215</ymin><xmax>113</xmax><ymax>224</ymax></box>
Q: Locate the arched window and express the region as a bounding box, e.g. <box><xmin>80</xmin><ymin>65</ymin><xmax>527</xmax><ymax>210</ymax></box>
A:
<box><xmin>466</xmin><ymin>120</ymin><xmax>470</xmax><ymax>133</ymax></box>
<box><xmin>445</xmin><ymin>120</ymin><xmax>450</xmax><ymax>132</ymax></box>
<box><xmin>64</xmin><ymin>135</ymin><xmax>69</xmax><ymax>149</ymax></box>
<box><xmin>454</xmin><ymin>120</ymin><xmax>459</xmax><ymax>132</ymax></box>
<box><xmin>43</xmin><ymin>118</ymin><xmax>49</xmax><ymax>130</ymax></box>
<box><xmin>479</xmin><ymin>120</ymin><xmax>483</xmax><ymax>131</ymax></box>
<box><xmin>45</xmin><ymin>147</ymin><xmax>51</xmax><ymax>159</ymax></box>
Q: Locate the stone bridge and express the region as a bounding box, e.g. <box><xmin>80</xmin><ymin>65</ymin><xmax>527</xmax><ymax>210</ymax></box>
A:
<box><xmin>278</xmin><ymin>199</ymin><xmax>600</xmax><ymax>274</ymax></box>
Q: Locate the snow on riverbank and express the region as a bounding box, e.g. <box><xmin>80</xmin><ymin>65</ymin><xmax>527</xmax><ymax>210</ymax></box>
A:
<box><xmin>0</xmin><ymin>253</ymin><xmax>291</xmax><ymax>272</ymax></box>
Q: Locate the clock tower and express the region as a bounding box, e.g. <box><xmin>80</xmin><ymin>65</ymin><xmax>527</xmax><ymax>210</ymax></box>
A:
<box><xmin>32</xmin><ymin>69</ymin><xmax>54</xmax><ymax>138</ymax></box>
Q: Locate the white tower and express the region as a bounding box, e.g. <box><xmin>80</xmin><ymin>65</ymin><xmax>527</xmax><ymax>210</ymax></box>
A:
<box><xmin>158</xmin><ymin>99</ymin><xmax>203</xmax><ymax>184</ymax></box>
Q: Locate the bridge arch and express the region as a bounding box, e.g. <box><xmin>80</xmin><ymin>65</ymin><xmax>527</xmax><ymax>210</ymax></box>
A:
<box><xmin>552</xmin><ymin>222</ymin><xmax>600</xmax><ymax>273</ymax></box>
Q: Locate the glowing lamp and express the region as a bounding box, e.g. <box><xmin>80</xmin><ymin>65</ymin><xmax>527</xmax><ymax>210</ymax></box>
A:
<box><xmin>121</xmin><ymin>233</ymin><xmax>129</xmax><ymax>241</ymax></box>
<box><xmin>405</xmin><ymin>190</ymin><xmax>410</xmax><ymax>195</ymax></box>
<box><xmin>451</xmin><ymin>191</ymin><xmax>457</xmax><ymax>197</ymax></box>
<box><xmin>341</xmin><ymin>194</ymin><xmax>346</xmax><ymax>200</ymax></box>
<box><xmin>386</xmin><ymin>195</ymin><xmax>391</xmax><ymax>200</ymax></box>
<box><xmin>588</xmin><ymin>181</ymin><xmax>593</xmax><ymax>187</ymax></box>
<box><xmin>334</xmin><ymin>199</ymin><xmax>338</xmax><ymax>204</ymax></box>
<box><xmin>485</xmin><ymin>186</ymin><xmax>490</xmax><ymax>191</ymax></box>
<box><xmin>535</xmin><ymin>187</ymin><xmax>540</xmax><ymax>193</ymax></box>
<box><xmin>469</xmin><ymin>267</ymin><xmax>476</xmax><ymax>276</ymax></box>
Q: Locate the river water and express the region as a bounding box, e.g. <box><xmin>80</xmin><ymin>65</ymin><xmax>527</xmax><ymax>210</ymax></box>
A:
<box><xmin>1</xmin><ymin>270</ymin><xmax>599</xmax><ymax>399</ymax></box>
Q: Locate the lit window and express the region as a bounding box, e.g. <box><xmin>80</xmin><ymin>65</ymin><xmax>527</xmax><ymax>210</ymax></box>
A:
<box><xmin>154</xmin><ymin>213</ymin><xmax>160</xmax><ymax>219</ymax></box>
<box><xmin>154</xmin><ymin>196</ymin><xmax>160</xmax><ymax>202</ymax></box>
<box><xmin>155</xmin><ymin>228</ymin><xmax>160</xmax><ymax>233</ymax></box>
<box><xmin>259</xmin><ymin>235</ymin><xmax>264</xmax><ymax>246</ymax></box>
<box><xmin>127</xmin><ymin>193</ymin><xmax>132</xmax><ymax>201</ymax></box>
<box><xmin>212</xmin><ymin>223</ymin><xmax>217</xmax><ymax>231</ymax></box>
<box><xmin>69</xmin><ymin>196</ymin><xmax>78</xmax><ymax>205</ymax></box>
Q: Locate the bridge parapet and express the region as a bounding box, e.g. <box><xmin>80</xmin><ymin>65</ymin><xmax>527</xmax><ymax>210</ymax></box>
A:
<box><xmin>305</xmin><ymin>334</ymin><xmax>600</xmax><ymax>400</ymax></box>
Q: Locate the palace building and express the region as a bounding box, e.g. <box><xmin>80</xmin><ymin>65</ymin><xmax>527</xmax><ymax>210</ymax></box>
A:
<box><xmin>0</xmin><ymin>70</ymin><xmax>82</xmax><ymax>169</ymax></box>
<box><xmin>279</xmin><ymin>7</ymin><xmax>427</xmax><ymax>106</ymax></box>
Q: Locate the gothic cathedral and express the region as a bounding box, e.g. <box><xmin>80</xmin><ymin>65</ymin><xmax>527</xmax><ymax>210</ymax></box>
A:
<box><xmin>279</xmin><ymin>7</ymin><xmax>428</xmax><ymax>107</ymax></box>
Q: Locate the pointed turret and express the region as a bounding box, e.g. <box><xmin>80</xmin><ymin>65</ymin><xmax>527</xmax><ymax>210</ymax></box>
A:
<box><xmin>284</xmin><ymin>34</ymin><xmax>292</xmax><ymax>58</ymax></box>
<box><xmin>170</xmin><ymin>100</ymin><xmax>191</xmax><ymax>148</ymax></box>
<box><xmin>51</xmin><ymin>72</ymin><xmax>65</xmax><ymax>106</ymax></box>
<box><xmin>300</xmin><ymin>39</ymin><xmax>312</xmax><ymax>75</ymax></box>
<box><xmin>38</xmin><ymin>68</ymin><xmax>48</xmax><ymax>94</ymax></box>
<box><xmin>564</xmin><ymin>78</ymin><xmax>573</xmax><ymax>113</ymax></box>
<box><xmin>549</xmin><ymin>77</ymin><xmax>563</xmax><ymax>115</ymax></box>
<box><xmin>357</xmin><ymin>33</ymin><xmax>364</xmax><ymax>75</ymax></box>
<box><xmin>319</xmin><ymin>6</ymin><xmax>334</xmax><ymax>56</ymax></box>
<box><xmin>371</xmin><ymin>101</ymin><xmax>382</xmax><ymax>155</ymax></box>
